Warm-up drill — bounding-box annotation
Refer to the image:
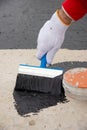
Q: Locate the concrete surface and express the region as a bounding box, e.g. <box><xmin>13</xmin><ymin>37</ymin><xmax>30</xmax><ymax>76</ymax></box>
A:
<box><xmin>0</xmin><ymin>49</ymin><xmax>87</xmax><ymax>130</ymax></box>
<box><xmin>0</xmin><ymin>0</ymin><xmax>87</xmax><ymax>49</ymax></box>
<box><xmin>0</xmin><ymin>0</ymin><xmax>87</xmax><ymax>130</ymax></box>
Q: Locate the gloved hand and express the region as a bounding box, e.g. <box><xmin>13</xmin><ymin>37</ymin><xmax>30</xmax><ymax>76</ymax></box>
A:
<box><xmin>36</xmin><ymin>10</ymin><xmax>70</xmax><ymax>64</ymax></box>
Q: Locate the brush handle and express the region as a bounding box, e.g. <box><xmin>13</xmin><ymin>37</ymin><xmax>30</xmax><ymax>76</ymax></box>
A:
<box><xmin>40</xmin><ymin>54</ymin><xmax>47</xmax><ymax>68</ymax></box>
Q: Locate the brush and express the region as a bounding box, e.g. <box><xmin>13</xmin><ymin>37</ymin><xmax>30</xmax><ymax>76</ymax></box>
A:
<box><xmin>15</xmin><ymin>54</ymin><xmax>64</xmax><ymax>96</ymax></box>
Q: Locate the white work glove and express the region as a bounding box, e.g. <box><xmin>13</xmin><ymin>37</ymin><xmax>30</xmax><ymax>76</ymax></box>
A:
<box><xmin>36</xmin><ymin>10</ymin><xmax>70</xmax><ymax>64</ymax></box>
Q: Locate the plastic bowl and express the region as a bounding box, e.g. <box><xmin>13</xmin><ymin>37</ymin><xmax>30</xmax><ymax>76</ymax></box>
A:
<box><xmin>63</xmin><ymin>68</ymin><xmax>87</xmax><ymax>100</ymax></box>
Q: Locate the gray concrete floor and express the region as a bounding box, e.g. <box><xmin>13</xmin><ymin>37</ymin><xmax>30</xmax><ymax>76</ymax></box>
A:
<box><xmin>0</xmin><ymin>0</ymin><xmax>87</xmax><ymax>49</ymax></box>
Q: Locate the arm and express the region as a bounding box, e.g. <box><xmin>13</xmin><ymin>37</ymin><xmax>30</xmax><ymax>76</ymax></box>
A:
<box><xmin>36</xmin><ymin>9</ymin><xmax>71</xmax><ymax>64</ymax></box>
<box><xmin>36</xmin><ymin>0</ymin><xmax>87</xmax><ymax>64</ymax></box>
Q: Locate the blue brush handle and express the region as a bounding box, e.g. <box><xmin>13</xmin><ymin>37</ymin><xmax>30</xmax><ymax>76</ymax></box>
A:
<box><xmin>40</xmin><ymin>54</ymin><xmax>47</xmax><ymax>68</ymax></box>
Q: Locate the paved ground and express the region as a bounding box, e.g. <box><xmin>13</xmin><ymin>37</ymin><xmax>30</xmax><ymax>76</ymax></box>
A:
<box><xmin>0</xmin><ymin>0</ymin><xmax>87</xmax><ymax>130</ymax></box>
<box><xmin>0</xmin><ymin>49</ymin><xmax>87</xmax><ymax>130</ymax></box>
<box><xmin>0</xmin><ymin>0</ymin><xmax>87</xmax><ymax>50</ymax></box>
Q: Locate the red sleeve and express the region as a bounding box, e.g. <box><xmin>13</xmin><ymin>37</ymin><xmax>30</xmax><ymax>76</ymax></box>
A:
<box><xmin>62</xmin><ymin>0</ymin><xmax>87</xmax><ymax>21</ymax></box>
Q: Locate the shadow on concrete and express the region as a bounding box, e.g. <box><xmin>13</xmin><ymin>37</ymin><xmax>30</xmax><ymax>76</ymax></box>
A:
<box><xmin>51</xmin><ymin>61</ymin><xmax>87</xmax><ymax>73</ymax></box>
<box><xmin>13</xmin><ymin>61</ymin><xmax>87</xmax><ymax>116</ymax></box>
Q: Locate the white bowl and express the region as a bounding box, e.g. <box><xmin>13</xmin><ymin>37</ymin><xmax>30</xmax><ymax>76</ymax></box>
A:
<box><xmin>63</xmin><ymin>68</ymin><xmax>87</xmax><ymax>100</ymax></box>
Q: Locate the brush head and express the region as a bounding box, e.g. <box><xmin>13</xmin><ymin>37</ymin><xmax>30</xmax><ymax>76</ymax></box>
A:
<box><xmin>15</xmin><ymin>74</ymin><xmax>64</xmax><ymax>97</ymax></box>
<box><xmin>15</xmin><ymin>64</ymin><xmax>64</xmax><ymax>97</ymax></box>
<box><xmin>18</xmin><ymin>64</ymin><xmax>63</xmax><ymax>78</ymax></box>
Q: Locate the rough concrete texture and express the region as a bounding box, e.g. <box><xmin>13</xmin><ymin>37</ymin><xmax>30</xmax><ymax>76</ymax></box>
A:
<box><xmin>0</xmin><ymin>49</ymin><xmax>87</xmax><ymax>130</ymax></box>
<box><xmin>0</xmin><ymin>0</ymin><xmax>87</xmax><ymax>130</ymax></box>
<box><xmin>0</xmin><ymin>0</ymin><xmax>59</xmax><ymax>49</ymax></box>
<box><xmin>0</xmin><ymin>0</ymin><xmax>87</xmax><ymax>49</ymax></box>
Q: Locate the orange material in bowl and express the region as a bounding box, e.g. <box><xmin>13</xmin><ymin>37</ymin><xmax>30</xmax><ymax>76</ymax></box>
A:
<box><xmin>63</xmin><ymin>68</ymin><xmax>87</xmax><ymax>88</ymax></box>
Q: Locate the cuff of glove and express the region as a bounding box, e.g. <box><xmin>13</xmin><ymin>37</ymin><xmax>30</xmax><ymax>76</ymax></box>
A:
<box><xmin>56</xmin><ymin>9</ymin><xmax>72</xmax><ymax>26</ymax></box>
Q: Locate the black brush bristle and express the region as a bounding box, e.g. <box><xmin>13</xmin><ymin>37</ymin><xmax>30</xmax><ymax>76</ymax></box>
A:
<box><xmin>15</xmin><ymin>74</ymin><xmax>64</xmax><ymax>96</ymax></box>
